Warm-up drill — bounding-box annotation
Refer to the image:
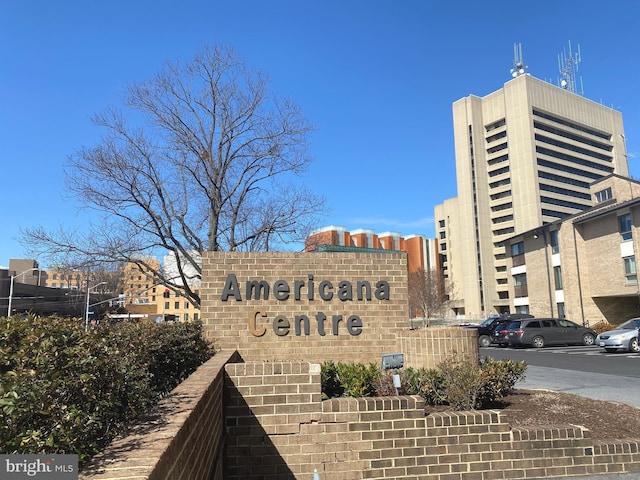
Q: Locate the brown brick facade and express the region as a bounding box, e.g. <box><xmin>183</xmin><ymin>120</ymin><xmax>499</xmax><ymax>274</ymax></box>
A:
<box><xmin>201</xmin><ymin>251</ymin><xmax>411</xmax><ymax>365</ymax></box>
<box><xmin>82</xmin><ymin>357</ymin><xmax>640</xmax><ymax>480</ymax></box>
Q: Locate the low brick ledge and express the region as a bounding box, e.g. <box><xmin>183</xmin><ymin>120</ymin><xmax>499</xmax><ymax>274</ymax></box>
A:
<box><xmin>322</xmin><ymin>395</ymin><xmax>425</xmax><ymax>412</ymax></box>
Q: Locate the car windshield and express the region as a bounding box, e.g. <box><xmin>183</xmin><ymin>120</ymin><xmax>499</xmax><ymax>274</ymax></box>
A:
<box><xmin>481</xmin><ymin>317</ymin><xmax>498</xmax><ymax>326</ymax></box>
<box><xmin>617</xmin><ymin>318</ymin><xmax>640</xmax><ymax>329</ymax></box>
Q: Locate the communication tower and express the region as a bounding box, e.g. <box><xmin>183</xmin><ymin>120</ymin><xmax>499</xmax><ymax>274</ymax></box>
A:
<box><xmin>510</xmin><ymin>43</ymin><xmax>527</xmax><ymax>78</ymax></box>
<box><xmin>558</xmin><ymin>41</ymin><xmax>583</xmax><ymax>95</ymax></box>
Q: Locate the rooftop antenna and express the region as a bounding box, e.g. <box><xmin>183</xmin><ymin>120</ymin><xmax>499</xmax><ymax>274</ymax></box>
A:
<box><xmin>510</xmin><ymin>43</ymin><xmax>527</xmax><ymax>78</ymax></box>
<box><xmin>558</xmin><ymin>41</ymin><xmax>583</xmax><ymax>95</ymax></box>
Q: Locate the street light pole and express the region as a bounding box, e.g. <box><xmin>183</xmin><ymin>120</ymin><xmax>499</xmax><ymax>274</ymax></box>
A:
<box><xmin>7</xmin><ymin>267</ymin><xmax>39</xmax><ymax>318</ymax></box>
<box><xmin>85</xmin><ymin>282</ymin><xmax>107</xmax><ymax>331</ymax></box>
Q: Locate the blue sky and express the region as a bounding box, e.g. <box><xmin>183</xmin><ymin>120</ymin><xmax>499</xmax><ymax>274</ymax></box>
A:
<box><xmin>2</xmin><ymin>0</ymin><xmax>639</xmax><ymax>267</ymax></box>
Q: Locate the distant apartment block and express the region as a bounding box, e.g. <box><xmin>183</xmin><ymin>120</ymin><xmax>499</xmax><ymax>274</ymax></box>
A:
<box><xmin>305</xmin><ymin>225</ymin><xmax>438</xmax><ymax>274</ymax></box>
<box><xmin>435</xmin><ymin>74</ymin><xmax>629</xmax><ymax>319</ymax></box>
<box><xmin>123</xmin><ymin>254</ymin><xmax>200</xmax><ymax>322</ymax></box>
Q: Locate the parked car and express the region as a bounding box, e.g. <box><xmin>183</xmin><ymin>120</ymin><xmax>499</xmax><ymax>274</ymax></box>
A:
<box><xmin>505</xmin><ymin>317</ymin><xmax>596</xmax><ymax>348</ymax></box>
<box><xmin>467</xmin><ymin>313</ymin><xmax>533</xmax><ymax>347</ymax></box>
<box><xmin>595</xmin><ymin>318</ymin><xmax>640</xmax><ymax>353</ymax></box>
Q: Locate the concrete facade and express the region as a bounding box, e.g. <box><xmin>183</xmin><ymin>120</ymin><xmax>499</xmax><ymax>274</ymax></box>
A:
<box><xmin>436</xmin><ymin>74</ymin><xmax>629</xmax><ymax>319</ymax></box>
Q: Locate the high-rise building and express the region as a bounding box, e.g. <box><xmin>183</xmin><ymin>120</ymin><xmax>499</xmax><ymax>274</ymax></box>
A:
<box><xmin>435</xmin><ymin>74</ymin><xmax>629</xmax><ymax>320</ymax></box>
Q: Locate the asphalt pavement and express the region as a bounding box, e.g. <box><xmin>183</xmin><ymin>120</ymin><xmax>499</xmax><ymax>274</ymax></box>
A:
<box><xmin>518</xmin><ymin>364</ymin><xmax>640</xmax><ymax>408</ymax></box>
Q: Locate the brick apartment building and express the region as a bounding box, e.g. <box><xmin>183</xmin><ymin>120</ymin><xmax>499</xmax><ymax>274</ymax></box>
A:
<box><xmin>503</xmin><ymin>174</ymin><xmax>640</xmax><ymax>326</ymax></box>
<box><xmin>305</xmin><ymin>226</ymin><xmax>438</xmax><ymax>274</ymax></box>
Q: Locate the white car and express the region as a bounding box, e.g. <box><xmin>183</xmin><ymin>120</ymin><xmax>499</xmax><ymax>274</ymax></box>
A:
<box><xmin>595</xmin><ymin>318</ymin><xmax>640</xmax><ymax>353</ymax></box>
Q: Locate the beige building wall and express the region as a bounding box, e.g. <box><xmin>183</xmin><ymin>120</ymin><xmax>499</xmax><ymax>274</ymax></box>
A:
<box><xmin>434</xmin><ymin>197</ymin><xmax>465</xmax><ymax>313</ymax></box>
<box><xmin>437</xmin><ymin>74</ymin><xmax>628</xmax><ymax>318</ymax></box>
<box><xmin>504</xmin><ymin>175</ymin><xmax>640</xmax><ymax>326</ymax></box>
<box><xmin>123</xmin><ymin>258</ymin><xmax>200</xmax><ymax>322</ymax></box>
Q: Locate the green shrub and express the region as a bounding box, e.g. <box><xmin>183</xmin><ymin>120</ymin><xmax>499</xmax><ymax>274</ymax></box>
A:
<box><xmin>336</xmin><ymin>362</ymin><xmax>379</xmax><ymax>397</ymax></box>
<box><xmin>320</xmin><ymin>356</ymin><xmax>527</xmax><ymax>411</ymax></box>
<box><xmin>477</xmin><ymin>357</ymin><xmax>527</xmax><ymax>407</ymax></box>
<box><xmin>0</xmin><ymin>315</ymin><xmax>214</xmax><ymax>463</ymax></box>
<box><xmin>320</xmin><ymin>361</ymin><xmax>343</xmax><ymax>399</ymax></box>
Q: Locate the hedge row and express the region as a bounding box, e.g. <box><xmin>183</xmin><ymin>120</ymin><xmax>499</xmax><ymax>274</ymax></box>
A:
<box><xmin>0</xmin><ymin>315</ymin><xmax>214</xmax><ymax>463</ymax></box>
<box><xmin>321</xmin><ymin>356</ymin><xmax>527</xmax><ymax>410</ymax></box>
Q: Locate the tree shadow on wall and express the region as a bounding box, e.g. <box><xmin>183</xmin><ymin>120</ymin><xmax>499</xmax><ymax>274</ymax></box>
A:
<box><xmin>224</xmin><ymin>381</ymin><xmax>298</xmax><ymax>480</ymax></box>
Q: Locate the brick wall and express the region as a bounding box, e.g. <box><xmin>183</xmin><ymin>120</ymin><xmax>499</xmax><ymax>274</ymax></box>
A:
<box><xmin>225</xmin><ymin>361</ymin><xmax>640</xmax><ymax>480</ymax></box>
<box><xmin>79</xmin><ymin>350</ymin><xmax>240</xmax><ymax>480</ymax></box>
<box><xmin>201</xmin><ymin>251</ymin><xmax>410</xmax><ymax>364</ymax></box>
<box><xmin>81</xmin><ymin>357</ymin><xmax>640</xmax><ymax>480</ymax></box>
<box><xmin>399</xmin><ymin>327</ymin><xmax>478</xmax><ymax>369</ymax></box>
<box><xmin>201</xmin><ymin>251</ymin><xmax>478</xmax><ymax>368</ymax></box>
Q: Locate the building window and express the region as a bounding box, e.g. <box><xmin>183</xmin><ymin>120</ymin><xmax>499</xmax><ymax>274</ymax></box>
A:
<box><xmin>554</xmin><ymin>266</ymin><xmax>563</xmax><ymax>290</ymax></box>
<box><xmin>515</xmin><ymin>305</ymin><xmax>530</xmax><ymax>315</ymax></box>
<box><xmin>174</xmin><ymin>302</ymin><xmax>180</xmax><ymax>309</ymax></box>
<box><xmin>514</xmin><ymin>273</ymin><xmax>527</xmax><ymax>298</ymax></box>
<box><xmin>624</xmin><ymin>256</ymin><xmax>637</xmax><ymax>283</ymax></box>
<box><xmin>439</xmin><ymin>231</ymin><xmax>446</xmax><ymax>239</ymax></box>
<box><xmin>557</xmin><ymin>302</ymin><xmax>566</xmax><ymax>318</ymax></box>
<box><xmin>594</xmin><ymin>187</ymin><xmax>612</xmax><ymax>204</ymax></box>
<box><xmin>511</xmin><ymin>241</ymin><xmax>524</xmax><ymax>256</ymax></box>
<box><xmin>194</xmin><ymin>313</ymin><xmax>199</xmax><ymax>321</ymax></box>
<box><xmin>550</xmin><ymin>230</ymin><xmax>559</xmax><ymax>253</ymax></box>
<box><xmin>511</xmin><ymin>241</ymin><xmax>525</xmax><ymax>267</ymax></box>
<box><xmin>164</xmin><ymin>301</ymin><xmax>170</xmax><ymax>310</ymax></box>
<box><xmin>184</xmin><ymin>302</ymin><xmax>190</xmax><ymax>309</ymax></box>
<box><xmin>619</xmin><ymin>213</ymin><xmax>632</xmax><ymax>241</ymax></box>
<box><xmin>184</xmin><ymin>313</ymin><xmax>189</xmax><ymax>321</ymax></box>
<box><xmin>439</xmin><ymin>220</ymin><xmax>445</xmax><ymax>228</ymax></box>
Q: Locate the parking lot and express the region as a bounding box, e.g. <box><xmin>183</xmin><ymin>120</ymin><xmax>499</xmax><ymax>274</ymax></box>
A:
<box><xmin>481</xmin><ymin>344</ymin><xmax>640</xmax><ymax>408</ymax></box>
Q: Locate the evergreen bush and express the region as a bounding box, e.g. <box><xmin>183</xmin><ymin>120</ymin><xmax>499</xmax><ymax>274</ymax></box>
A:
<box><xmin>0</xmin><ymin>315</ymin><xmax>214</xmax><ymax>463</ymax></box>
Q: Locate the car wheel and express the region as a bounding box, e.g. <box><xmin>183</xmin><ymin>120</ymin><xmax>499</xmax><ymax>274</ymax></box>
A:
<box><xmin>582</xmin><ymin>333</ymin><xmax>595</xmax><ymax>346</ymax></box>
<box><xmin>605</xmin><ymin>348</ymin><xmax>617</xmax><ymax>353</ymax></box>
<box><xmin>629</xmin><ymin>337</ymin><xmax>640</xmax><ymax>353</ymax></box>
<box><xmin>479</xmin><ymin>335</ymin><xmax>491</xmax><ymax>347</ymax></box>
<box><xmin>532</xmin><ymin>336</ymin><xmax>545</xmax><ymax>348</ymax></box>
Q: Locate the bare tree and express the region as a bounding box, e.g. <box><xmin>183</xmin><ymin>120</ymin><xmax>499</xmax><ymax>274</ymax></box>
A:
<box><xmin>22</xmin><ymin>45</ymin><xmax>325</xmax><ymax>307</ymax></box>
<box><xmin>408</xmin><ymin>267</ymin><xmax>451</xmax><ymax>325</ymax></box>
